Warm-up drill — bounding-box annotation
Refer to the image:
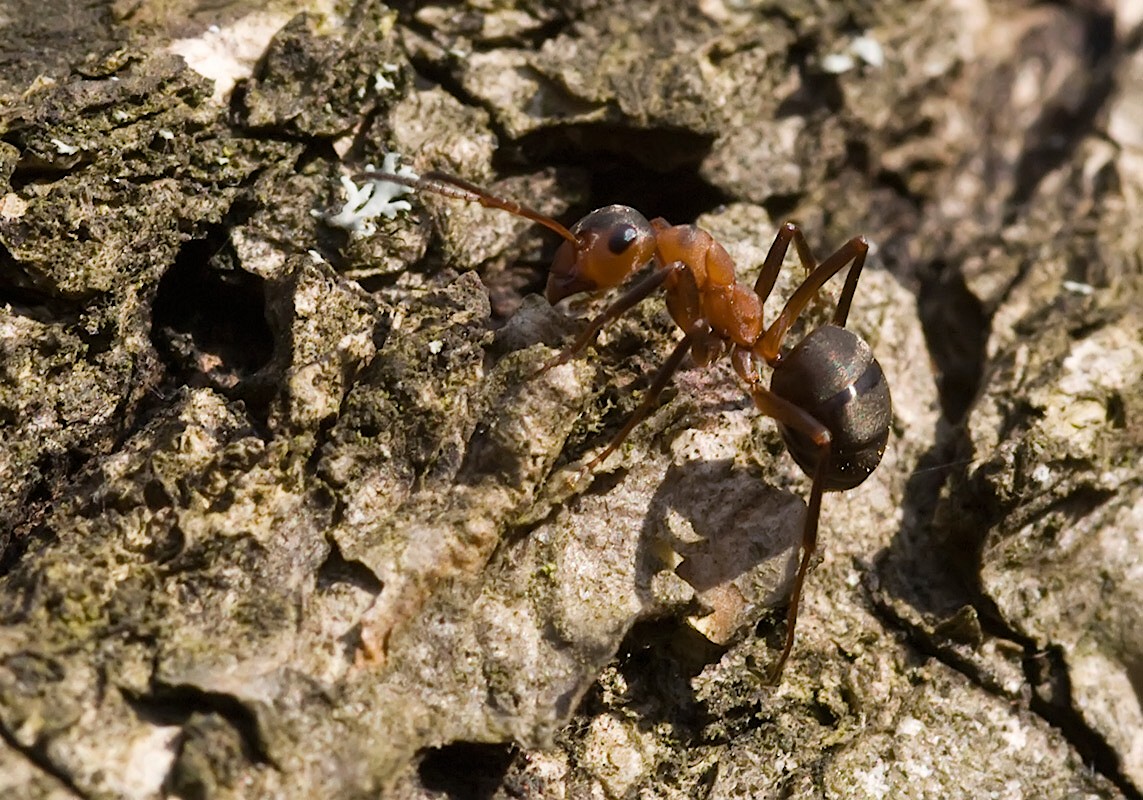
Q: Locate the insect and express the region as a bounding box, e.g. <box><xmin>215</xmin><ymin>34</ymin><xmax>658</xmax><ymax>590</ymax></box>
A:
<box><xmin>360</xmin><ymin>168</ymin><xmax>892</xmax><ymax>681</ymax></box>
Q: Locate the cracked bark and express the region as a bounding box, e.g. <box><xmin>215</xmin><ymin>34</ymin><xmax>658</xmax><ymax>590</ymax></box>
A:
<box><xmin>0</xmin><ymin>1</ymin><xmax>1139</xmax><ymax>798</ymax></box>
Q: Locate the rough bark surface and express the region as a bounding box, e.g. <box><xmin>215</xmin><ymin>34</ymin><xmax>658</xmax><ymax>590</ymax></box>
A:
<box><xmin>0</xmin><ymin>1</ymin><xmax>1139</xmax><ymax>798</ymax></box>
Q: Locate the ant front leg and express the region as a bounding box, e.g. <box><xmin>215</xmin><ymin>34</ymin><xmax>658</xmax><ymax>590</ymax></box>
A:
<box><xmin>535</xmin><ymin>263</ymin><xmax>673</xmax><ymax>376</ymax></box>
<box><xmin>744</xmin><ymin>380</ymin><xmax>833</xmax><ymax>683</ymax></box>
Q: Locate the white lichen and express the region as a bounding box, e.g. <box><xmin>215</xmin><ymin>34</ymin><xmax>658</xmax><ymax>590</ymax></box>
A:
<box><xmin>821</xmin><ymin>52</ymin><xmax>856</xmax><ymax>75</ymax></box>
<box><xmin>317</xmin><ymin>152</ymin><xmax>418</xmax><ymax>238</ymax></box>
<box><xmin>374</xmin><ymin>63</ymin><xmax>400</xmax><ymax>92</ymax></box>
<box><xmin>1063</xmin><ymin>280</ymin><xmax>1095</xmax><ymax>295</ymax></box>
<box><xmin>822</xmin><ymin>33</ymin><xmax>885</xmax><ymax>74</ymax></box>
<box><xmin>51</xmin><ymin>138</ymin><xmax>79</xmax><ymax>155</ymax></box>
<box><xmin>850</xmin><ymin>35</ymin><xmax>885</xmax><ymax>68</ymax></box>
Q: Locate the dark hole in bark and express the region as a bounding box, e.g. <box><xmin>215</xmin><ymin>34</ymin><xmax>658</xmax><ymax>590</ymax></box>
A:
<box><xmin>418</xmin><ymin>741</ymin><xmax>517</xmax><ymax>800</ymax></box>
<box><xmin>150</xmin><ymin>231</ymin><xmax>274</xmax><ymax>389</ymax></box>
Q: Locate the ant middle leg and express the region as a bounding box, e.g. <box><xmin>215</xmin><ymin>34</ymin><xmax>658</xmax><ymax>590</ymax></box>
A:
<box><xmin>582</xmin><ymin>330</ymin><xmax>697</xmax><ymax>472</ymax></box>
<box><xmin>756</xmin><ymin>232</ymin><xmax>869</xmax><ymax>362</ymax></box>
<box><xmin>753</xmin><ymin>222</ymin><xmax>821</xmax><ymax>303</ymax></box>
<box><xmin>580</xmin><ymin>262</ymin><xmax>706</xmax><ymax>471</ymax></box>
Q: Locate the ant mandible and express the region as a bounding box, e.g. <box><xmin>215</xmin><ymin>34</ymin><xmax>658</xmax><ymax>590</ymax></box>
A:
<box><xmin>359</xmin><ymin>168</ymin><xmax>892</xmax><ymax>682</ymax></box>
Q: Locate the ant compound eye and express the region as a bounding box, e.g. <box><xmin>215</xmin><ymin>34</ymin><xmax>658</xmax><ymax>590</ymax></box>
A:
<box><xmin>608</xmin><ymin>224</ymin><xmax>639</xmax><ymax>254</ymax></box>
<box><xmin>579</xmin><ymin>206</ymin><xmax>654</xmax><ymax>262</ymax></box>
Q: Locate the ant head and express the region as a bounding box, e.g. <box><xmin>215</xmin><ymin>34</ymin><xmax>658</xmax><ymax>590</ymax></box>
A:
<box><xmin>546</xmin><ymin>206</ymin><xmax>656</xmax><ymax>304</ymax></box>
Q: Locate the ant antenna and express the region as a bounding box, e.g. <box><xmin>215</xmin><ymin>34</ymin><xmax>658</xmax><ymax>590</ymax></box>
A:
<box><xmin>356</xmin><ymin>169</ymin><xmax>579</xmax><ymax>246</ymax></box>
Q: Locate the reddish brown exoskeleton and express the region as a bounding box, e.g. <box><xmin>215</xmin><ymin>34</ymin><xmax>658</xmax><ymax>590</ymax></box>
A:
<box><xmin>361</xmin><ymin>169</ymin><xmax>892</xmax><ymax>680</ymax></box>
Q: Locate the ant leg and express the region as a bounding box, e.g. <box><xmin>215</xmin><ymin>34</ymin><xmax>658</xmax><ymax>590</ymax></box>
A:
<box><xmin>582</xmin><ymin>330</ymin><xmax>696</xmax><ymax>472</ymax></box>
<box><xmin>745</xmin><ymin>382</ymin><xmax>832</xmax><ymax>683</ymax></box>
<box><xmin>755</xmin><ymin>223</ymin><xmax>794</xmax><ymax>302</ymax></box>
<box><xmin>535</xmin><ymin>263</ymin><xmax>674</xmax><ymax>376</ymax></box>
<box><xmin>828</xmin><ymin>237</ymin><xmax>868</xmax><ymax>328</ymax></box>
<box><xmin>580</xmin><ymin>262</ymin><xmax>705</xmax><ymax>471</ymax></box>
<box><xmin>757</xmin><ymin>234</ymin><xmax>868</xmax><ymax>362</ymax></box>
<box><xmin>754</xmin><ymin>222</ymin><xmax>823</xmax><ymax>303</ymax></box>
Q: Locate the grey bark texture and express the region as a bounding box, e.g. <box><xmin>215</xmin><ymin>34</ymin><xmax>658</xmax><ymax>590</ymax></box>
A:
<box><xmin>0</xmin><ymin>1</ymin><xmax>1139</xmax><ymax>798</ymax></box>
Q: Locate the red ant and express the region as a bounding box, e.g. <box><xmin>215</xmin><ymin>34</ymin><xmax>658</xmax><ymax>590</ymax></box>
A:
<box><xmin>359</xmin><ymin>168</ymin><xmax>892</xmax><ymax>681</ymax></box>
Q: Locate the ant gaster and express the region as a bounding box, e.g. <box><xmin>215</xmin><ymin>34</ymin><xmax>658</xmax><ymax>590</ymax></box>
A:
<box><xmin>361</xmin><ymin>168</ymin><xmax>892</xmax><ymax>681</ymax></box>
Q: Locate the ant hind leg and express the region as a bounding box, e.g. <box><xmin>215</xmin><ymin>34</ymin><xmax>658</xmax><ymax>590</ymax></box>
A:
<box><xmin>744</xmin><ymin>381</ymin><xmax>833</xmax><ymax>683</ymax></box>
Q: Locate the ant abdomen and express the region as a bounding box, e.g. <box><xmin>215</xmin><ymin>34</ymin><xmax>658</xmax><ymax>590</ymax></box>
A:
<box><xmin>769</xmin><ymin>324</ymin><xmax>891</xmax><ymax>491</ymax></box>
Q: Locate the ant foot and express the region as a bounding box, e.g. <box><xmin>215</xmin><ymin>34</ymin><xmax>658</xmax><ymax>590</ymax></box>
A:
<box><xmin>529</xmin><ymin>349</ymin><xmax>575</xmax><ymax>380</ymax></box>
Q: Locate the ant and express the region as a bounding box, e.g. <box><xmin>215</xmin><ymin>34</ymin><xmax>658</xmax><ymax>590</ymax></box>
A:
<box><xmin>359</xmin><ymin>168</ymin><xmax>892</xmax><ymax>681</ymax></box>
